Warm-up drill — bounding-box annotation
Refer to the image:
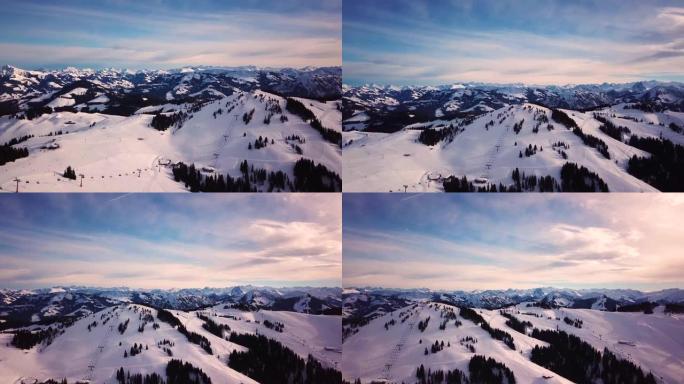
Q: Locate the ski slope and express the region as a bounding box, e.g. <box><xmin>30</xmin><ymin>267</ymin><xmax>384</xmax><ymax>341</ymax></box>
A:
<box><xmin>0</xmin><ymin>303</ymin><xmax>341</xmax><ymax>383</ymax></box>
<box><xmin>0</xmin><ymin>90</ymin><xmax>341</xmax><ymax>192</ymax></box>
<box><xmin>292</xmin><ymin>97</ymin><xmax>342</xmax><ymax>133</ymax></box>
<box><xmin>343</xmin><ymin>301</ymin><xmax>684</xmax><ymax>384</ymax></box>
<box><xmin>343</xmin><ymin>103</ymin><xmax>684</xmax><ymax>192</ymax></box>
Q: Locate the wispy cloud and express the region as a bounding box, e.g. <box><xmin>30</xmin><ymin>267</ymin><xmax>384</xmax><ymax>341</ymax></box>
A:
<box><xmin>0</xmin><ymin>0</ymin><xmax>341</xmax><ymax>69</ymax></box>
<box><xmin>343</xmin><ymin>0</ymin><xmax>684</xmax><ymax>85</ymax></box>
<box><xmin>0</xmin><ymin>194</ymin><xmax>341</xmax><ymax>289</ymax></box>
<box><xmin>343</xmin><ymin>194</ymin><xmax>684</xmax><ymax>290</ymax></box>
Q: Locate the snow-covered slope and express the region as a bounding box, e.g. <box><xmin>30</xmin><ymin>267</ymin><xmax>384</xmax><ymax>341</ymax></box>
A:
<box><xmin>343</xmin><ymin>301</ymin><xmax>683</xmax><ymax>383</ymax></box>
<box><xmin>0</xmin><ymin>303</ymin><xmax>341</xmax><ymax>383</ymax></box>
<box><xmin>343</xmin><ymin>103</ymin><xmax>684</xmax><ymax>192</ymax></box>
<box><xmin>1</xmin><ymin>65</ymin><xmax>341</xmax><ymax>109</ymax></box>
<box><xmin>342</xmin><ymin>287</ymin><xmax>684</xmax><ymax>338</ymax></box>
<box><xmin>0</xmin><ymin>304</ymin><xmax>255</xmax><ymax>383</ymax></box>
<box><xmin>0</xmin><ymin>90</ymin><xmax>341</xmax><ymax>192</ymax></box>
<box><xmin>0</xmin><ymin>286</ymin><xmax>343</xmax><ymax>329</ymax></box>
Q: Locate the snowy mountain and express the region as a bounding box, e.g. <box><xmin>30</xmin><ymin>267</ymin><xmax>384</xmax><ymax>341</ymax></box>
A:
<box><xmin>0</xmin><ymin>302</ymin><xmax>341</xmax><ymax>383</ymax></box>
<box><xmin>1</xmin><ymin>65</ymin><xmax>341</xmax><ymax>110</ymax></box>
<box><xmin>343</xmin><ymin>300</ymin><xmax>683</xmax><ymax>384</ymax></box>
<box><xmin>0</xmin><ymin>286</ymin><xmax>342</xmax><ymax>330</ymax></box>
<box><xmin>343</xmin><ymin>287</ymin><xmax>684</xmax><ymax>331</ymax></box>
<box><xmin>0</xmin><ymin>65</ymin><xmax>342</xmax><ymax>192</ymax></box>
<box><xmin>343</xmin><ymin>82</ymin><xmax>684</xmax><ymax>192</ymax></box>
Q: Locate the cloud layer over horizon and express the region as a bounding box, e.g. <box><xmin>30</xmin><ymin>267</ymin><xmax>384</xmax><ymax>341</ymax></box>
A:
<box><xmin>344</xmin><ymin>0</ymin><xmax>684</xmax><ymax>85</ymax></box>
<box><xmin>0</xmin><ymin>0</ymin><xmax>341</xmax><ymax>70</ymax></box>
<box><xmin>343</xmin><ymin>194</ymin><xmax>684</xmax><ymax>291</ymax></box>
<box><xmin>0</xmin><ymin>194</ymin><xmax>341</xmax><ymax>289</ymax></box>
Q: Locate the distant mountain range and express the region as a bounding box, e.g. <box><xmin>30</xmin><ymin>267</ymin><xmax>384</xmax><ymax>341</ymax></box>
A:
<box><xmin>343</xmin><ymin>81</ymin><xmax>684</xmax><ymax>132</ymax></box>
<box><xmin>343</xmin><ymin>287</ymin><xmax>684</xmax><ymax>325</ymax></box>
<box><xmin>0</xmin><ymin>286</ymin><xmax>342</xmax><ymax>329</ymax></box>
<box><xmin>1</xmin><ymin>64</ymin><xmax>341</xmax><ymax>116</ymax></box>
<box><xmin>342</xmin><ymin>80</ymin><xmax>684</xmax><ymax>192</ymax></box>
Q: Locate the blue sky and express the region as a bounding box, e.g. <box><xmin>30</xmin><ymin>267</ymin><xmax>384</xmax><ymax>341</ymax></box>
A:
<box><xmin>0</xmin><ymin>0</ymin><xmax>341</xmax><ymax>70</ymax></box>
<box><xmin>0</xmin><ymin>194</ymin><xmax>341</xmax><ymax>289</ymax></box>
<box><xmin>344</xmin><ymin>0</ymin><xmax>684</xmax><ymax>85</ymax></box>
<box><xmin>343</xmin><ymin>194</ymin><xmax>684</xmax><ymax>291</ymax></box>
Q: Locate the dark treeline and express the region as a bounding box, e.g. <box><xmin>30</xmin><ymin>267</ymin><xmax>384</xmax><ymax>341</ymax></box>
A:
<box><xmin>511</xmin><ymin>168</ymin><xmax>558</xmax><ymax>192</ymax></box>
<box><xmin>156</xmin><ymin>308</ymin><xmax>183</xmax><ymax>328</ymax></box>
<box><xmin>623</xmin><ymin>101</ymin><xmax>669</xmax><ymax>113</ymax></box>
<box><xmin>469</xmin><ymin>355</ymin><xmax>516</xmax><ymax>384</ymax></box>
<box><xmin>593</xmin><ymin>114</ymin><xmax>631</xmax><ymax>141</ymax></box>
<box><xmin>114</xmin><ymin>359</ymin><xmax>211</xmax><ymax>384</ymax></box>
<box><xmin>286</xmin><ymin>98</ymin><xmax>341</xmax><ymax>147</ymax></box>
<box><xmin>418</xmin><ymin>126</ymin><xmax>452</xmax><ymax>146</ymax></box>
<box><xmin>11</xmin><ymin>327</ymin><xmax>60</xmax><ymax>349</ymax></box>
<box><xmin>155</xmin><ymin>308</ymin><xmax>212</xmax><ymax>355</ymax></box>
<box><xmin>551</xmin><ymin>109</ymin><xmax>578</xmax><ymax>129</ymax></box>
<box><xmin>293</xmin><ymin>158</ymin><xmax>342</xmax><ymax>192</ymax></box>
<box><xmin>530</xmin><ymin>328</ymin><xmax>656</xmax><ymax>384</ymax></box>
<box><xmin>118</xmin><ymin>319</ymin><xmax>130</xmax><ymax>334</ymax></box>
<box><xmin>62</xmin><ymin>166</ymin><xmax>77</xmax><ymax>180</ymax></box>
<box><xmin>459</xmin><ymin>307</ymin><xmax>515</xmax><ymax>350</ymax></box>
<box><xmin>197</xmin><ymin>313</ymin><xmax>231</xmax><ymax>338</ymax></box>
<box><xmin>480</xmin><ymin>321</ymin><xmax>516</xmax><ymax>350</ymax></box>
<box><xmin>512</xmin><ymin>163</ymin><xmax>608</xmax><ymax>192</ymax></box>
<box><xmin>626</xmin><ymin>136</ymin><xmax>684</xmax><ymax>191</ymax></box>
<box><xmin>24</xmin><ymin>105</ymin><xmax>53</xmax><ymax>120</ymax></box>
<box><xmin>4</xmin><ymin>134</ymin><xmax>33</xmax><ymax>146</ymax></box>
<box><xmin>458</xmin><ymin>307</ymin><xmax>485</xmax><ymax>325</ymax></box>
<box><xmin>415</xmin><ymin>355</ymin><xmax>516</xmax><ymax>384</ymax></box>
<box><xmin>665</xmin><ymin>303</ymin><xmax>684</xmax><ymax>313</ymax></box>
<box><xmin>563</xmin><ymin>316</ymin><xmax>583</xmax><ymax>328</ymax></box>
<box><xmin>150</xmin><ymin>111</ymin><xmax>187</xmax><ymax>131</ymax></box>
<box><xmin>500</xmin><ymin>312</ymin><xmax>532</xmax><ymax>334</ymax></box>
<box><xmin>166</xmin><ymin>359</ymin><xmax>212</xmax><ymax>384</ymax></box>
<box><xmin>227</xmin><ymin>332</ymin><xmax>342</xmax><ymax>384</ymax></box>
<box><xmin>172</xmin><ymin>158</ymin><xmax>340</xmax><ymax>192</ymax></box>
<box><xmin>263</xmin><ymin>319</ymin><xmax>284</xmax><ymax>332</ymax></box>
<box><xmin>418</xmin><ymin>317</ymin><xmax>431</xmax><ymax>332</ymax></box>
<box><xmin>559</xmin><ymin>162</ymin><xmax>609</xmax><ymax>192</ymax></box>
<box><xmin>513</xmin><ymin>119</ymin><xmax>524</xmax><ymax>134</ymax></box>
<box><xmin>444</xmin><ymin>162</ymin><xmax>609</xmax><ymax>193</ymax></box>
<box><xmin>573</xmin><ymin>127</ymin><xmax>611</xmax><ymax>159</ymax></box>
<box><xmin>416</xmin><ymin>364</ymin><xmax>468</xmax><ymax>384</ymax></box>
<box><xmin>551</xmin><ymin>108</ymin><xmax>610</xmax><ymax>158</ymax></box>
<box><xmin>442</xmin><ymin>175</ymin><xmax>511</xmax><ymax>192</ymax></box>
<box><xmin>617</xmin><ymin>302</ymin><xmax>657</xmax><ymax>314</ymax></box>
<box><xmin>172</xmin><ymin>162</ymin><xmax>254</xmax><ymax>192</ymax></box>
<box><xmin>0</xmin><ymin>143</ymin><xmax>29</xmax><ymax>165</ymax></box>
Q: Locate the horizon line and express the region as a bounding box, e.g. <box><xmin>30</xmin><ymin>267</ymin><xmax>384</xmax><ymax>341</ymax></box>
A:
<box><xmin>2</xmin><ymin>285</ymin><xmax>343</xmax><ymax>291</ymax></box>
<box><xmin>344</xmin><ymin>286</ymin><xmax>683</xmax><ymax>294</ymax></box>
<box><xmin>2</xmin><ymin>63</ymin><xmax>342</xmax><ymax>73</ymax></box>
<box><xmin>343</xmin><ymin>79</ymin><xmax>684</xmax><ymax>89</ymax></box>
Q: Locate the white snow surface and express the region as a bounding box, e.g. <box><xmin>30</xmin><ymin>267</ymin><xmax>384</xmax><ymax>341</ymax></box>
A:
<box><xmin>342</xmin><ymin>103</ymin><xmax>684</xmax><ymax>192</ymax></box>
<box><xmin>0</xmin><ymin>303</ymin><xmax>341</xmax><ymax>383</ymax></box>
<box><xmin>0</xmin><ymin>91</ymin><xmax>340</xmax><ymax>192</ymax></box>
<box><xmin>343</xmin><ymin>301</ymin><xmax>684</xmax><ymax>384</ymax></box>
<box><xmin>292</xmin><ymin>97</ymin><xmax>342</xmax><ymax>133</ymax></box>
